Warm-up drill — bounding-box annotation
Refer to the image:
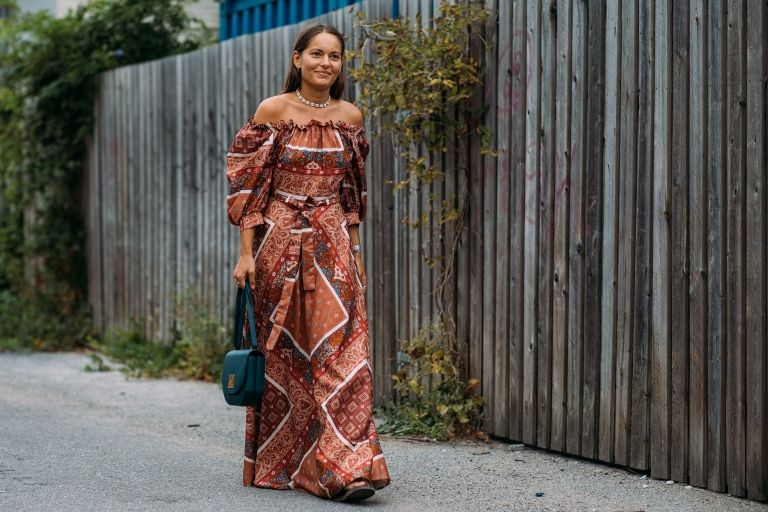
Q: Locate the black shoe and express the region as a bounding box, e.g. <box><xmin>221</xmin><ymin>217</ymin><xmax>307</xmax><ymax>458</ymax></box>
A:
<box><xmin>332</xmin><ymin>482</ymin><xmax>375</xmax><ymax>502</ymax></box>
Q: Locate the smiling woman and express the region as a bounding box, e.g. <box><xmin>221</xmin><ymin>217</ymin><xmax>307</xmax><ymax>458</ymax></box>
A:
<box><xmin>225</xmin><ymin>23</ymin><xmax>391</xmax><ymax>503</ymax></box>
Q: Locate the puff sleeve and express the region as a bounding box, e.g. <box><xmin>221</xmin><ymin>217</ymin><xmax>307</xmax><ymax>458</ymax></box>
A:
<box><xmin>340</xmin><ymin>128</ymin><xmax>369</xmax><ymax>227</ymax></box>
<box><xmin>225</xmin><ymin>119</ymin><xmax>277</xmax><ymax>230</ymax></box>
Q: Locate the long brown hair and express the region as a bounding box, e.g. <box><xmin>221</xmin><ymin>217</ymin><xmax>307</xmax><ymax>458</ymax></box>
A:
<box><xmin>282</xmin><ymin>24</ymin><xmax>346</xmax><ymax>100</ymax></box>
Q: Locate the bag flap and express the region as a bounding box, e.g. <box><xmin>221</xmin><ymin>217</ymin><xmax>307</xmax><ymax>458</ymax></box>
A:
<box><xmin>222</xmin><ymin>349</ymin><xmax>257</xmax><ymax>395</ymax></box>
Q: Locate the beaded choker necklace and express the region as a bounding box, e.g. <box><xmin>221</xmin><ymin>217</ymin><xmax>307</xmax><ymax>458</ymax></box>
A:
<box><xmin>296</xmin><ymin>89</ymin><xmax>331</xmax><ymax>109</ymax></box>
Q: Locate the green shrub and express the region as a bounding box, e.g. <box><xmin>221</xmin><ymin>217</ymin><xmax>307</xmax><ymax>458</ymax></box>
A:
<box><xmin>86</xmin><ymin>288</ymin><xmax>230</xmax><ymax>382</ymax></box>
<box><xmin>0</xmin><ymin>0</ymin><xmax>206</xmax><ymax>351</ymax></box>
<box><xmin>377</xmin><ymin>322</ymin><xmax>486</xmax><ymax>441</ymax></box>
<box><xmin>173</xmin><ymin>287</ymin><xmax>229</xmax><ymax>382</ymax></box>
<box><xmin>96</xmin><ymin>321</ymin><xmax>180</xmax><ymax>379</ymax></box>
<box><xmin>0</xmin><ymin>289</ymin><xmax>90</xmax><ymax>352</ymax></box>
<box><xmin>83</xmin><ymin>353</ymin><xmax>111</xmax><ymax>372</ymax></box>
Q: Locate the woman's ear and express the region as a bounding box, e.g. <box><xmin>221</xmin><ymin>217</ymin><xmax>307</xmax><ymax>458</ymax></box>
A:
<box><xmin>292</xmin><ymin>50</ymin><xmax>302</xmax><ymax>70</ymax></box>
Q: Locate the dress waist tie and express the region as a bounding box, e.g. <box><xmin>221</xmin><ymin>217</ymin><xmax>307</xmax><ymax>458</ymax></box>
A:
<box><xmin>265</xmin><ymin>189</ymin><xmax>340</xmax><ymax>351</ymax></box>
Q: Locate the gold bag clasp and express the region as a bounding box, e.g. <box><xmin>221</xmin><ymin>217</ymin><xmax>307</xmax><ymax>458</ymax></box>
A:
<box><xmin>227</xmin><ymin>373</ymin><xmax>236</xmax><ymax>389</ymax></box>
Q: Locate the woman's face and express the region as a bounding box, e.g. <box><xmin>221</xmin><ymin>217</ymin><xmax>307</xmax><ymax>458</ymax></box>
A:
<box><xmin>293</xmin><ymin>32</ymin><xmax>343</xmax><ymax>91</ymax></box>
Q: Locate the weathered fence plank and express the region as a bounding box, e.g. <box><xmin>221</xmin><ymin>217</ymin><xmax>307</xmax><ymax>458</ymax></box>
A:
<box><xmin>581</xmin><ymin>0</ymin><xmax>604</xmax><ymax>461</ymax></box>
<box><xmin>492</xmin><ymin>0</ymin><xmax>510</xmax><ymax>438</ymax></box>
<box><xmin>670</xmin><ymin>0</ymin><xmax>690</xmax><ymax>483</ymax></box>
<box><xmin>598</xmin><ymin>0</ymin><xmax>620</xmax><ymax>464</ymax></box>
<box><xmin>614</xmin><ymin>0</ymin><xmax>638</xmax><ymax>468</ymax></box>
<box><xmin>536</xmin><ymin>0</ymin><xmax>555</xmax><ymax>451</ymax></box>
<box><xmin>481</xmin><ymin>0</ymin><xmax>498</xmax><ymax>433</ymax></box>
<box><xmin>565</xmin><ymin>0</ymin><xmax>586</xmax><ymax>458</ymax></box>
<box><xmin>522</xmin><ymin>0</ymin><xmax>540</xmax><ymax>446</ymax></box>
<box><xmin>508</xmin><ymin>0</ymin><xmax>527</xmax><ymax>442</ymax></box>
<box><xmin>688</xmin><ymin>0</ymin><xmax>707</xmax><ymax>488</ymax></box>
<box><xmin>651</xmin><ymin>0</ymin><xmax>671</xmax><ymax>481</ymax></box>
<box><xmin>744</xmin><ymin>0</ymin><xmax>767</xmax><ymax>501</ymax></box>
<box><xmin>542</xmin><ymin>0</ymin><xmax>574</xmax><ymax>451</ymax></box>
<box><xmin>726</xmin><ymin>0</ymin><xmax>747</xmax><ymax>497</ymax></box>
<box><xmin>630</xmin><ymin>0</ymin><xmax>652</xmax><ymax>472</ymax></box>
<box><xmin>706</xmin><ymin>0</ymin><xmax>727</xmax><ymax>493</ymax></box>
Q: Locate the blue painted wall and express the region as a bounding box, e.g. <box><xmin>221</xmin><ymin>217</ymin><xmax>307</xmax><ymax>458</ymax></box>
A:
<box><xmin>219</xmin><ymin>0</ymin><xmax>374</xmax><ymax>41</ymax></box>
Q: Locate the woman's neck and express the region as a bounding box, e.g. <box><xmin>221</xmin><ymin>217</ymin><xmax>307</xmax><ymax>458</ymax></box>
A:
<box><xmin>297</xmin><ymin>84</ymin><xmax>330</xmax><ymax>104</ymax></box>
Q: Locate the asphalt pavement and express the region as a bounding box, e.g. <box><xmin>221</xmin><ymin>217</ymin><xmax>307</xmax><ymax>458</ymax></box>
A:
<box><xmin>0</xmin><ymin>352</ymin><xmax>765</xmax><ymax>512</ymax></box>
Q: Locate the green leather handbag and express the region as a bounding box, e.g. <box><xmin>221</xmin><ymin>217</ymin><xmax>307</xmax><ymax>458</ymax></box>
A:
<box><xmin>221</xmin><ymin>280</ymin><xmax>265</xmax><ymax>407</ymax></box>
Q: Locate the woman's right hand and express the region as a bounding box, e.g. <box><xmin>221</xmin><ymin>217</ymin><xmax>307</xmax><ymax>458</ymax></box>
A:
<box><xmin>233</xmin><ymin>254</ymin><xmax>256</xmax><ymax>289</ymax></box>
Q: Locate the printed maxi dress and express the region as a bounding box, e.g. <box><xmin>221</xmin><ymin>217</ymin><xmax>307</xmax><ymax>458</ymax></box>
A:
<box><xmin>225</xmin><ymin>117</ymin><xmax>391</xmax><ymax>498</ymax></box>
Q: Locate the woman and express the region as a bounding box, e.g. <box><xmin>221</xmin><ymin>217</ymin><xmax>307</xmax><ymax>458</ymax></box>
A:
<box><xmin>225</xmin><ymin>24</ymin><xmax>391</xmax><ymax>502</ymax></box>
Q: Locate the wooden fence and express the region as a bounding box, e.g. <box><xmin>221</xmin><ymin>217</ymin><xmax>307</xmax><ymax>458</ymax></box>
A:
<box><xmin>84</xmin><ymin>0</ymin><xmax>768</xmax><ymax>501</ymax></box>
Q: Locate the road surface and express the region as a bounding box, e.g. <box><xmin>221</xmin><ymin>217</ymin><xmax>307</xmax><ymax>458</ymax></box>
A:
<box><xmin>0</xmin><ymin>352</ymin><xmax>764</xmax><ymax>511</ymax></box>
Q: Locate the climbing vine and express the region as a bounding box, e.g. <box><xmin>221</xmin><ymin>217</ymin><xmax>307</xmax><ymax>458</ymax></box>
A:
<box><xmin>0</xmin><ymin>0</ymin><xmax>207</xmax><ymax>350</ymax></box>
<box><xmin>348</xmin><ymin>1</ymin><xmax>492</xmax><ymax>438</ymax></box>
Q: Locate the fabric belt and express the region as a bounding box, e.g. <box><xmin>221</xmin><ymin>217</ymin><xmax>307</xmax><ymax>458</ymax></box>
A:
<box><xmin>265</xmin><ymin>188</ymin><xmax>340</xmax><ymax>351</ymax></box>
<box><xmin>271</xmin><ymin>188</ymin><xmax>340</xmax><ymax>206</ymax></box>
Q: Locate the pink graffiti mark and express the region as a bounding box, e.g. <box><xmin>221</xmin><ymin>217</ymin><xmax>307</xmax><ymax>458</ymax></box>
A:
<box><xmin>481</xmin><ymin>147</ymin><xmax>512</xmax><ymax>214</ymax></box>
<box><xmin>479</xmin><ymin>27</ymin><xmax>592</xmax><ymax>243</ymax></box>
<box><xmin>480</xmin><ymin>28</ymin><xmax>531</xmax><ymax>214</ymax></box>
<box><xmin>491</xmin><ymin>30</ymin><xmax>532</xmax><ymax>115</ymax></box>
<box><xmin>521</xmin><ymin>140</ymin><xmax>591</xmax><ymax>247</ymax></box>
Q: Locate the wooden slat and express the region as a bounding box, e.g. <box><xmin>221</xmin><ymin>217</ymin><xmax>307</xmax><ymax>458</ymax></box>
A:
<box><xmin>491</xmin><ymin>0</ymin><xmax>510</xmax><ymax>438</ymax></box>
<box><xmin>480</xmin><ymin>0</ymin><xmax>497</xmax><ymax>433</ymax></box>
<box><xmin>706</xmin><ymin>0</ymin><xmax>727</xmax><ymax>492</ymax></box>
<box><xmin>614</xmin><ymin>0</ymin><xmax>638</xmax><ymax>468</ymax></box>
<box><xmin>404</xmin><ymin>0</ymin><xmax>419</xmax><ymax>357</ymax></box>
<box><xmin>151</xmin><ymin>61</ymin><xmax>162</xmax><ymax>340</ymax></box>
<box><xmin>146</xmin><ymin>62</ymin><xmax>156</xmax><ymax>336</ymax></box>
<box><xmin>426</xmin><ymin>1</ymin><xmax>439</xmax><ymax>334</ymax></box>
<box><xmin>566</xmin><ymin>0</ymin><xmax>586</xmax><ymax>457</ymax></box>
<box><xmin>522</xmin><ymin>0</ymin><xmax>541</xmax><ymax>446</ymax></box>
<box><xmin>744</xmin><ymin>0</ymin><xmax>766</xmax><ymax>501</ymax></box>
<box><xmin>508</xmin><ymin>0</ymin><xmax>527</xmax><ymax>442</ymax></box>
<box><xmin>375</xmin><ymin>0</ymin><xmax>397</xmax><ymax>404</ymax></box>
<box><xmin>211</xmin><ymin>44</ymin><xmax>227</xmax><ymax>330</ymax></box>
<box><xmin>155</xmin><ymin>60</ymin><xmax>166</xmax><ymax>339</ymax></box>
<box><xmin>536</xmin><ymin>0</ymin><xmax>555</xmax><ymax>450</ymax></box>
<box><xmin>123</xmin><ymin>67</ymin><xmax>133</xmax><ymax>330</ymax></box>
<box><xmin>599</xmin><ymin>0</ymin><xmax>620</xmax><ymax>464</ymax></box>
<box><xmin>102</xmin><ymin>72</ymin><xmax>113</xmax><ymax>332</ymax></box>
<box><xmin>551</xmin><ymin>0</ymin><xmax>571</xmax><ymax>454</ymax></box>
<box><xmin>467</xmin><ymin>2</ymin><xmax>485</xmax><ymax>425</ymax></box>
<box><xmin>669</xmin><ymin>0</ymin><xmax>690</xmax><ymax>483</ymax></box>
<box><xmin>581</xmin><ymin>0</ymin><xmax>605</xmax><ymax>460</ymax></box>
<box><xmin>651</xmin><ymin>0</ymin><xmax>671</xmax><ymax>481</ymax></box>
<box><xmin>454</xmin><ymin>133</ymin><xmax>469</xmax><ymax>374</ymax></box>
<box><xmin>418</xmin><ymin>0</ymin><xmax>432</xmax><ymax>348</ymax></box>
<box><xmin>688</xmin><ymin>0</ymin><xmax>708</xmax><ymax>488</ymax></box>
<box><xmin>175</xmin><ymin>54</ymin><xmax>186</xmax><ymax>333</ymax></box>
<box><xmin>629</xmin><ymin>0</ymin><xmax>653</xmax><ymax>472</ymax></box>
<box><xmin>725</xmin><ymin>0</ymin><xmax>746</xmax><ymax>497</ymax></box>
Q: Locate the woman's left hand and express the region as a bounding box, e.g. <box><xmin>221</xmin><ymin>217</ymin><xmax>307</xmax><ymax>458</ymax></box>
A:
<box><xmin>354</xmin><ymin>252</ymin><xmax>367</xmax><ymax>291</ymax></box>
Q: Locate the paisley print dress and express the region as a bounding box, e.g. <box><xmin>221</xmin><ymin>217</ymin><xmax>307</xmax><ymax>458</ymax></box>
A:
<box><xmin>225</xmin><ymin>117</ymin><xmax>391</xmax><ymax>498</ymax></box>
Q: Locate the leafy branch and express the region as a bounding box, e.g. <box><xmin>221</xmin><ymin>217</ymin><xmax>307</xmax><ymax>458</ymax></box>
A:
<box><xmin>348</xmin><ymin>1</ymin><xmax>492</xmax><ymax>439</ymax></box>
<box><xmin>0</xmin><ymin>0</ymin><xmax>206</xmax><ymax>350</ymax></box>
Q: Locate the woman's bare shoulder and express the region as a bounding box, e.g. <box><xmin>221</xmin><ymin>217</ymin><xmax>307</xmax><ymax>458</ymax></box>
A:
<box><xmin>251</xmin><ymin>94</ymin><xmax>293</xmax><ymax>124</ymax></box>
<box><xmin>337</xmin><ymin>100</ymin><xmax>364</xmax><ymax>127</ymax></box>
